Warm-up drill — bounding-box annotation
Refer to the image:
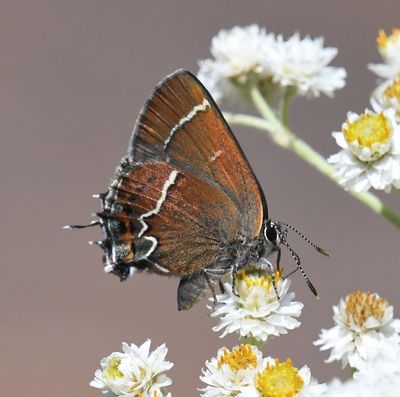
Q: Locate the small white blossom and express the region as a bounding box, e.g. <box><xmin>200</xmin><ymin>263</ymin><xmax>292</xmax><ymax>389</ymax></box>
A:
<box><xmin>210</xmin><ymin>269</ymin><xmax>303</xmax><ymax>342</ymax></box>
<box><xmin>200</xmin><ymin>344</ymin><xmax>264</xmax><ymax>397</ymax></box>
<box><xmin>90</xmin><ymin>340</ymin><xmax>173</xmax><ymax>397</ymax></box>
<box><xmin>267</xmin><ymin>33</ymin><xmax>346</xmax><ymax>97</ymax></box>
<box><xmin>328</xmin><ymin>107</ymin><xmax>400</xmax><ymax>192</ymax></box>
<box><xmin>197</xmin><ymin>24</ymin><xmax>276</xmax><ymax>101</ymax></box>
<box><xmin>314</xmin><ymin>291</ymin><xmax>400</xmax><ymax>369</ymax></box>
<box><xmin>200</xmin><ymin>345</ymin><xmax>326</xmax><ymax>397</ymax></box>
<box><xmin>369</xmin><ymin>28</ymin><xmax>400</xmax><ymax>79</ymax></box>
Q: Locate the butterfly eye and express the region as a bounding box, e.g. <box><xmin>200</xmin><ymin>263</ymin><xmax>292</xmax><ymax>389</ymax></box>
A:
<box><xmin>264</xmin><ymin>224</ymin><xmax>278</xmax><ymax>244</ymax></box>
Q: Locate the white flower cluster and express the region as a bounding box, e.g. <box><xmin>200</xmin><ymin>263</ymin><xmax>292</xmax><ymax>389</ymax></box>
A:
<box><xmin>200</xmin><ymin>344</ymin><xmax>326</xmax><ymax>397</ymax></box>
<box><xmin>197</xmin><ymin>24</ymin><xmax>346</xmax><ymax>102</ymax></box>
<box><xmin>90</xmin><ymin>340</ymin><xmax>173</xmax><ymax>397</ymax></box>
<box><xmin>314</xmin><ymin>290</ymin><xmax>400</xmax><ymax>369</ymax></box>
<box><xmin>330</xmin><ymin>28</ymin><xmax>400</xmax><ymax>192</ymax></box>
<box><xmin>210</xmin><ymin>269</ymin><xmax>303</xmax><ymax>342</ymax></box>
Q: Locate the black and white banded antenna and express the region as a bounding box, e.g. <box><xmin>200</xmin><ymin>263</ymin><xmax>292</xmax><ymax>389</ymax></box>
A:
<box><xmin>281</xmin><ymin>239</ymin><xmax>319</xmax><ymax>299</ymax></box>
<box><xmin>280</xmin><ymin>221</ymin><xmax>329</xmax><ymax>257</ymax></box>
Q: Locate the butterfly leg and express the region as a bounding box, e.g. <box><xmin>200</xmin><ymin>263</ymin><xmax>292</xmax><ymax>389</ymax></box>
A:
<box><xmin>283</xmin><ymin>267</ymin><xmax>299</xmax><ymax>279</ymax></box>
<box><xmin>258</xmin><ymin>257</ymin><xmax>280</xmax><ymax>300</ymax></box>
<box><xmin>204</xmin><ymin>271</ymin><xmax>218</xmax><ymax>309</ymax></box>
<box><xmin>258</xmin><ymin>257</ymin><xmax>274</xmax><ymax>273</ymax></box>
<box><xmin>203</xmin><ymin>267</ymin><xmax>229</xmax><ymax>275</ymax></box>
<box><xmin>218</xmin><ymin>280</ymin><xmax>225</xmax><ymax>293</ymax></box>
<box><xmin>204</xmin><ymin>267</ymin><xmax>233</xmax><ymax>301</ymax></box>
<box><xmin>276</xmin><ymin>247</ymin><xmax>282</xmax><ymax>272</ymax></box>
<box><xmin>271</xmin><ymin>273</ymin><xmax>280</xmax><ymax>301</ymax></box>
<box><xmin>231</xmin><ymin>265</ymin><xmax>240</xmax><ymax>297</ymax></box>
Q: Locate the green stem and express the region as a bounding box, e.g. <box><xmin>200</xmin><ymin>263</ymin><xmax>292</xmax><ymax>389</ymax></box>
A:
<box><xmin>223</xmin><ymin>112</ymin><xmax>275</xmax><ymax>132</ymax></box>
<box><xmin>279</xmin><ymin>87</ymin><xmax>295</xmax><ymax>127</ymax></box>
<box><xmin>249</xmin><ymin>84</ymin><xmax>283</xmax><ymax>134</ymax></box>
<box><xmin>226</xmin><ymin>112</ymin><xmax>400</xmax><ymax>230</ymax></box>
<box><xmin>239</xmin><ymin>336</ymin><xmax>264</xmax><ymax>349</ymax></box>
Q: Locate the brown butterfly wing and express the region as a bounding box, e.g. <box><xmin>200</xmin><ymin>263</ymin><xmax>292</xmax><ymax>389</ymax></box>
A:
<box><xmin>103</xmin><ymin>161</ymin><xmax>240</xmax><ymax>277</ymax></box>
<box><xmin>128</xmin><ymin>70</ymin><xmax>267</xmax><ymax>236</ymax></box>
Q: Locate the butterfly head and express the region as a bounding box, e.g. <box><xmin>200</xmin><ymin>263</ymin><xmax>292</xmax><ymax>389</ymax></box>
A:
<box><xmin>262</xmin><ymin>219</ymin><xmax>329</xmax><ymax>298</ymax></box>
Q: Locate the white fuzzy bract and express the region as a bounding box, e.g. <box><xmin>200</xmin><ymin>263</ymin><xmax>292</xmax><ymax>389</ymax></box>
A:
<box><xmin>210</xmin><ymin>270</ymin><xmax>303</xmax><ymax>342</ymax></box>
<box><xmin>197</xmin><ymin>25</ymin><xmax>346</xmax><ymax>101</ymax></box>
<box><xmin>328</xmin><ymin>108</ymin><xmax>400</xmax><ymax>192</ymax></box>
<box><xmin>90</xmin><ymin>340</ymin><xmax>173</xmax><ymax>397</ymax></box>
<box><xmin>314</xmin><ymin>291</ymin><xmax>400</xmax><ymax>369</ymax></box>
<box><xmin>200</xmin><ymin>345</ymin><xmax>326</xmax><ymax>397</ymax></box>
<box><xmin>267</xmin><ymin>33</ymin><xmax>346</xmax><ymax>97</ymax></box>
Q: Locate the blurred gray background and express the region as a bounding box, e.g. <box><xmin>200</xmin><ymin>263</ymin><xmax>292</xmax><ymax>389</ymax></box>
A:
<box><xmin>1</xmin><ymin>1</ymin><xmax>400</xmax><ymax>395</ymax></box>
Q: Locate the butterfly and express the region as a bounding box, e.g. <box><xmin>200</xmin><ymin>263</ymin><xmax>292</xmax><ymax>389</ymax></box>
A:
<box><xmin>67</xmin><ymin>70</ymin><xmax>328</xmax><ymax>310</ymax></box>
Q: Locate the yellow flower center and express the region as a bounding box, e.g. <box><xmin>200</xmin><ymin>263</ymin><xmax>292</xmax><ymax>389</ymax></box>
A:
<box><xmin>236</xmin><ymin>269</ymin><xmax>282</xmax><ymax>310</ymax></box>
<box><xmin>343</xmin><ymin>112</ymin><xmax>391</xmax><ymax>149</ymax></box>
<box><xmin>345</xmin><ymin>290</ymin><xmax>388</xmax><ymax>327</ymax></box>
<box><xmin>218</xmin><ymin>344</ymin><xmax>258</xmax><ymax>371</ymax></box>
<box><xmin>256</xmin><ymin>358</ymin><xmax>304</xmax><ymax>397</ymax></box>
<box><xmin>104</xmin><ymin>357</ymin><xmax>123</xmax><ymax>380</ymax></box>
<box><xmin>238</xmin><ymin>269</ymin><xmax>282</xmax><ymax>290</ymax></box>
<box><xmin>377</xmin><ymin>28</ymin><xmax>400</xmax><ymax>49</ymax></box>
<box><xmin>384</xmin><ymin>78</ymin><xmax>400</xmax><ymax>100</ymax></box>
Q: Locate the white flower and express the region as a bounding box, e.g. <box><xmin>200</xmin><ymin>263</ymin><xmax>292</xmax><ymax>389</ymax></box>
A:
<box><xmin>267</xmin><ymin>33</ymin><xmax>346</xmax><ymax>97</ymax></box>
<box><xmin>200</xmin><ymin>345</ymin><xmax>326</xmax><ymax>397</ymax></box>
<box><xmin>369</xmin><ymin>28</ymin><xmax>400</xmax><ymax>79</ymax></box>
<box><xmin>200</xmin><ymin>344</ymin><xmax>264</xmax><ymax>397</ymax></box>
<box><xmin>314</xmin><ymin>290</ymin><xmax>400</xmax><ymax>369</ymax></box>
<box><xmin>197</xmin><ymin>24</ymin><xmax>276</xmax><ymax>101</ymax></box>
<box><xmin>90</xmin><ymin>340</ymin><xmax>173</xmax><ymax>397</ymax></box>
<box><xmin>328</xmin><ymin>108</ymin><xmax>400</xmax><ymax>192</ymax></box>
<box><xmin>210</xmin><ymin>269</ymin><xmax>303</xmax><ymax>342</ymax></box>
